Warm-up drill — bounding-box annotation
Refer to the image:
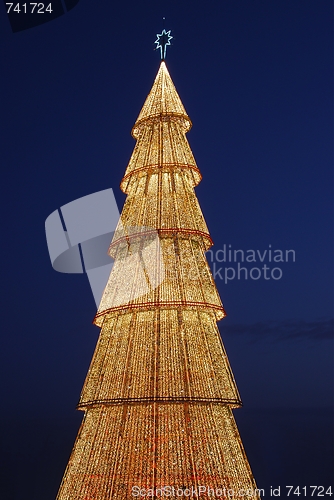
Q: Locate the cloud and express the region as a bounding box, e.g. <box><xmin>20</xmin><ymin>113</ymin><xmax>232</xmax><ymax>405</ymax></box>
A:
<box><xmin>222</xmin><ymin>318</ymin><xmax>334</xmax><ymax>341</ymax></box>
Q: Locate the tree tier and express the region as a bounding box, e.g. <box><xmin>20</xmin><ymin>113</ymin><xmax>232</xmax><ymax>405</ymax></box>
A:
<box><xmin>131</xmin><ymin>61</ymin><xmax>192</xmax><ymax>138</ymax></box>
<box><xmin>123</xmin><ymin>117</ymin><xmax>200</xmax><ymax>192</ymax></box>
<box><xmin>121</xmin><ymin>163</ymin><xmax>201</xmax><ymax>193</ymax></box>
<box><xmin>115</xmin><ymin>170</ymin><xmax>211</xmax><ymax>251</ymax></box>
<box><xmin>81</xmin><ymin>309</ymin><xmax>240</xmax><ymax>407</ymax></box>
<box><xmin>95</xmin><ymin>234</ymin><xmax>225</xmax><ymax>325</ymax></box>
<box><xmin>56</xmin><ymin>404</ymin><xmax>260</xmax><ymax>500</ymax></box>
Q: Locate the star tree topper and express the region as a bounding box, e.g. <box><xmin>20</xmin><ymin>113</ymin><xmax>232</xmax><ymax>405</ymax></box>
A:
<box><xmin>155</xmin><ymin>29</ymin><xmax>173</xmax><ymax>60</ymax></box>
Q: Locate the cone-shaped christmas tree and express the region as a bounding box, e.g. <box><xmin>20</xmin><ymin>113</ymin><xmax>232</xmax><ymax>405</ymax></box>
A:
<box><xmin>56</xmin><ymin>59</ymin><xmax>261</xmax><ymax>499</ymax></box>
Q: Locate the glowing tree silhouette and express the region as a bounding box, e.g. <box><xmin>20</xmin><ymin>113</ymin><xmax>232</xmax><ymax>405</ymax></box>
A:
<box><xmin>56</xmin><ymin>44</ymin><xmax>261</xmax><ymax>500</ymax></box>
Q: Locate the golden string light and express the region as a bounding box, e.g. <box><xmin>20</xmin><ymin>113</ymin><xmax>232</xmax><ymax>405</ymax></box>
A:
<box><xmin>56</xmin><ymin>61</ymin><xmax>261</xmax><ymax>500</ymax></box>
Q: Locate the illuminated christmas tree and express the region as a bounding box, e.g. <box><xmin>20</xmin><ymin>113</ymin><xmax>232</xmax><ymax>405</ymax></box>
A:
<box><xmin>56</xmin><ymin>34</ymin><xmax>261</xmax><ymax>500</ymax></box>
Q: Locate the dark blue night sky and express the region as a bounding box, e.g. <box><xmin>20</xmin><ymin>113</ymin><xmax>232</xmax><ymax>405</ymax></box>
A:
<box><xmin>0</xmin><ymin>1</ymin><xmax>332</xmax><ymax>498</ymax></box>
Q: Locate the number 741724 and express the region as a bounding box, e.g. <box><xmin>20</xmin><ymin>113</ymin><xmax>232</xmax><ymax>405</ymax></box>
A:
<box><xmin>6</xmin><ymin>3</ymin><xmax>53</xmax><ymax>13</ymax></box>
